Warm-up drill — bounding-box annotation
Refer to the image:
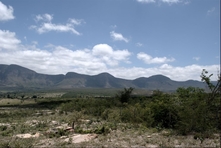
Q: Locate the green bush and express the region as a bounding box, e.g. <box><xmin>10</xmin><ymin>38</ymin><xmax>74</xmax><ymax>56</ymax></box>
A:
<box><xmin>0</xmin><ymin>126</ymin><xmax>7</xmax><ymax>131</ymax></box>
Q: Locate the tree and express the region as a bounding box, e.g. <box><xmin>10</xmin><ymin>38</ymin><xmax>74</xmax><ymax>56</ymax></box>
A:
<box><xmin>175</xmin><ymin>70</ymin><xmax>220</xmax><ymax>136</ymax></box>
<box><xmin>200</xmin><ymin>69</ymin><xmax>220</xmax><ymax>103</ymax></box>
<box><xmin>117</xmin><ymin>87</ymin><xmax>134</xmax><ymax>104</ymax></box>
<box><xmin>200</xmin><ymin>69</ymin><xmax>221</xmax><ymax>139</ymax></box>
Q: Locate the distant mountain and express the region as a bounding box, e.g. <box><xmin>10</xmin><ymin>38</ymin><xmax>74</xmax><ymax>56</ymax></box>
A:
<box><xmin>0</xmin><ymin>64</ymin><xmax>64</xmax><ymax>89</ymax></box>
<box><xmin>0</xmin><ymin>64</ymin><xmax>207</xmax><ymax>91</ymax></box>
<box><xmin>132</xmin><ymin>75</ymin><xmax>204</xmax><ymax>91</ymax></box>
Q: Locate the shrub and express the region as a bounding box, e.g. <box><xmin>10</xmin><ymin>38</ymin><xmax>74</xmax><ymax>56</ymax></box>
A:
<box><xmin>0</xmin><ymin>126</ymin><xmax>7</xmax><ymax>131</ymax></box>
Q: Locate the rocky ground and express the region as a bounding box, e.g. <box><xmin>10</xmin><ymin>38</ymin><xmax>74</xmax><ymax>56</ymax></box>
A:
<box><xmin>0</xmin><ymin>116</ymin><xmax>220</xmax><ymax>147</ymax></box>
<box><xmin>0</xmin><ymin>98</ymin><xmax>220</xmax><ymax>147</ymax></box>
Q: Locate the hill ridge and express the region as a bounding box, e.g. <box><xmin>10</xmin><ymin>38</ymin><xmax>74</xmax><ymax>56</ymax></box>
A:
<box><xmin>0</xmin><ymin>64</ymin><xmax>205</xmax><ymax>91</ymax></box>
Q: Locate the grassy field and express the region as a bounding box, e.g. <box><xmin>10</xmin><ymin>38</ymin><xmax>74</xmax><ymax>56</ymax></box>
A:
<box><xmin>0</xmin><ymin>90</ymin><xmax>220</xmax><ymax>147</ymax></box>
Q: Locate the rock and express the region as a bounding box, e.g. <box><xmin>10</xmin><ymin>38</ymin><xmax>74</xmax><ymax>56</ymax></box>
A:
<box><xmin>65</xmin><ymin>127</ymin><xmax>73</xmax><ymax>131</ymax></box>
<box><xmin>55</xmin><ymin>126</ymin><xmax>64</xmax><ymax>129</ymax></box>
<box><xmin>51</xmin><ymin>120</ymin><xmax>59</xmax><ymax>125</ymax></box>
<box><xmin>15</xmin><ymin>132</ymin><xmax>40</xmax><ymax>138</ymax></box>
<box><xmin>60</xmin><ymin>136</ymin><xmax>68</xmax><ymax>139</ymax></box>
<box><xmin>35</xmin><ymin>113</ymin><xmax>42</xmax><ymax>116</ymax></box>
<box><xmin>79</xmin><ymin>119</ymin><xmax>91</xmax><ymax>123</ymax></box>
<box><xmin>46</xmin><ymin>128</ymin><xmax>58</xmax><ymax>135</ymax></box>
<box><xmin>46</xmin><ymin>112</ymin><xmax>54</xmax><ymax>115</ymax></box>
<box><xmin>64</xmin><ymin>134</ymin><xmax>98</xmax><ymax>143</ymax></box>
<box><xmin>0</xmin><ymin>123</ymin><xmax>11</xmax><ymax>127</ymax></box>
<box><xmin>25</xmin><ymin>120</ymin><xmax>39</xmax><ymax>126</ymax></box>
<box><xmin>145</xmin><ymin>144</ymin><xmax>159</xmax><ymax>148</ymax></box>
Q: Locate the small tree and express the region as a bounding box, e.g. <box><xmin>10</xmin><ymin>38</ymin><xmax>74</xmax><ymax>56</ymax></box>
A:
<box><xmin>68</xmin><ymin>111</ymin><xmax>82</xmax><ymax>130</ymax></box>
<box><xmin>117</xmin><ymin>87</ymin><xmax>134</xmax><ymax>104</ymax></box>
<box><xmin>200</xmin><ymin>69</ymin><xmax>220</xmax><ymax>103</ymax></box>
<box><xmin>201</xmin><ymin>69</ymin><xmax>221</xmax><ymax>140</ymax></box>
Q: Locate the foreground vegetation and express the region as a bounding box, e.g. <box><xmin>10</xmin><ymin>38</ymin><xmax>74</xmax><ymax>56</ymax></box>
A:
<box><xmin>0</xmin><ymin>70</ymin><xmax>220</xmax><ymax>147</ymax></box>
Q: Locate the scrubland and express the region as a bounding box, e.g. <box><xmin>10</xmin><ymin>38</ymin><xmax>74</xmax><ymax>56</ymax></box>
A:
<box><xmin>0</xmin><ymin>86</ymin><xmax>220</xmax><ymax>147</ymax></box>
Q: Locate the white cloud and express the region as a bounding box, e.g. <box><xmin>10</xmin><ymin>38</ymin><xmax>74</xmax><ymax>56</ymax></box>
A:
<box><xmin>0</xmin><ymin>1</ymin><xmax>15</xmax><ymax>21</ymax></box>
<box><xmin>193</xmin><ymin>57</ymin><xmax>200</xmax><ymax>61</ymax></box>
<box><xmin>35</xmin><ymin>14</ymin><xmax>53</xmax><ymax>22</ymax></box>
<box><xmin>0</xmin><ymin>30</ymin><xmax>219</xmax><ymax>81</ymax></box>
<box><xmin>137</xmin><ymin>0</ymin><xmax>156</xmax><ymax>3</ymax></box>
<box><xmin>68</xmin><ymin>18</ymin><xmax>84</xmax><ymax>25</ymax></box>
<box><xmin>136</xmin><ymin>42</ymin><xmax>143</xmax><ymax>47</ymax></box>
<box><xmin>183</xmin><ymin>1</ymin><xmax>190</xmax><ymax>5</ymax></box>
<box><xmin>0</xmin><ymin>30</ymin><xmax>20</xmax><ymax>50</ymax></box>
<box><xmin>34</xmin><ymin>23</ymin><xmax>81</xmax><ymax>35</ymax></box>
<box><xmin>0</xmin><ymin>31</ymin><xmax>131</xmax><ymax>74</ymax></box>
<box><xmin>107</xmin><ymin>64</ymin><xmax>219</xmax><ymax>81</ymax></box>
<box><xmin>92</xmin><ymin>44</ymin><xmax>113</xmax><ymax>56</ymax></box>
<box><xmin>137</xmin><ymin>52</ymin><xmax>175</xmax><ymax>64</ymax></box>
<box><xmin>207</xmin><ymin>7</ymin><xmax>215</xmax><ymax>16</ymax></box>
<box><xmin>110</xmin><ymin>31</ymin><xmax>129</xmax><ymax>43</ymax></box>
<box><xmin>137</xmin><ymin>0</ymin><xmax>185</xmax><ymax>4</ymax></box>
<box><xmin>161</xmin><ymin>0</ymin><xmax>180</xmax><ymax>4</ymax></box>
<box><xmin>92</xmin><ymin>44</ymin><xmax>131</xmax><ymax>66</ymax></box>
<box><xmin>31</xmin><ymin>14</ymin><xmax>83</xmax><ymax>35</ymax></box>
<box><xmin>111</xmin><ymin>25</ymin><xmax>117</xmax><ymax>29</ymax></box>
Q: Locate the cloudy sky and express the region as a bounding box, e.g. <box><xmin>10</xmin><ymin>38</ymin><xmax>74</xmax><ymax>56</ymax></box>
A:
<box><xmin>0</xmin><ymin>0</ymin><xmax>220</xmax><ymax>81</ymax></box>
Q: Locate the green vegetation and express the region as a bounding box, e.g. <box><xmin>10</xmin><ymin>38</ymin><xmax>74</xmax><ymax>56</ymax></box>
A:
<box><xmin>0</xmin><ymin>70</ymin><xmax>220</xmax><ymax>147</ymax></box>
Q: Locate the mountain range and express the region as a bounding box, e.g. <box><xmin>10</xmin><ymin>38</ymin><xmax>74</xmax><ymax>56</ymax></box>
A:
<box><xmin>0</xmin><ymin>64</ymin><xmax>207</xmax><ymax>91</ymax></box>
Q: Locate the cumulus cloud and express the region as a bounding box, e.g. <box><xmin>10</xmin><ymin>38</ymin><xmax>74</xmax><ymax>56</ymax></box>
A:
<box><xmin>0</xmin><ymin>29</ymin><xmax>219</xmax><ymax>81</ymax></box>
<box><xmin>0</xmin><ymin>30</ymin><xmax>131</xmax><ymax>74</ymax></box>
<box><xmin>30</xmin><ymin>14</ymin><xmax>83</xmax><ymax>35</ymax></box>
<box><xmin>110</xmin><ymin>31</ymin><xmax>129</xmax><ymax>43</ymax></box>
<box><xmin>107</xmin><ymin>64</ymin><xmax>219</xmax><ymax>81</ymax></box>
<box><xmin>0</xmin><ymin>45</ymin><xmax>104</xmax><ymax>75</ymax></box>
<box><xmin>0</xmin><ymin>30</ymin><xmax>20</xmax><ymax>50</ymax></box>
<box><xmin>137</xmin><ymin>52</ymin><xmax>175</xmax><ymax>64</ymax></box>
<box><xmin>0</xmin><ymin>1</ymin><xmax>15</xmax><ymax>21</ymax></box>
<box><xmin>92</xmin><ymin>44</ymin><xmax>131</xmax><ymax>66</ymax></box>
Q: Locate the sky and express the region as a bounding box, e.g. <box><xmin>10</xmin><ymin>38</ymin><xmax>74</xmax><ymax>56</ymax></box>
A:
<box><xmin>0</xmin><ymin>0</ymin><xmax>220</xmax><ymax>81</ymax></box>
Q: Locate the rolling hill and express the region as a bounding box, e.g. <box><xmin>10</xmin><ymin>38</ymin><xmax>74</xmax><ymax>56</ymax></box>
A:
<box><xmin>0</xmin><ymin>64</ymin><xmax>207</xmax><ymax>91</ymax></box>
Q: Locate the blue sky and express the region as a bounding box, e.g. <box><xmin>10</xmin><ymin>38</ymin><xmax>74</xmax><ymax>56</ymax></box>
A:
<box><xmin>0</xmin><ymin>0</ymin><xmax>220</xmax><ymax>81</ymax></box>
